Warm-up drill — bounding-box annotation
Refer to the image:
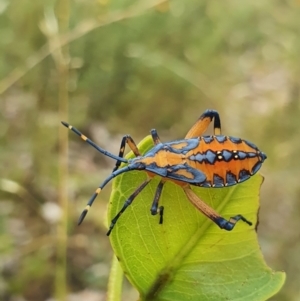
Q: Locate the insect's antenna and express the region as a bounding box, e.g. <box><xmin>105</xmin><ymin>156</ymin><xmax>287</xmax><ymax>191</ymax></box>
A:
<box><xmin>78</xmin><ymin>164</ymin><xmax>143</xmax><ymax>225</ymax></box>
<box><xmin>61</xmin><ymin>121</ymin><xmax>128</xmax><ymax>163</ymax></box>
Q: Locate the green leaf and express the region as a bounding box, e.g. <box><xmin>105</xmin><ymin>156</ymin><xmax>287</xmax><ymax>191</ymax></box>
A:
<box><xmin>108</xmin><ymin>135</ymin><xmax>285</xmax><ymax>301</ymax></box>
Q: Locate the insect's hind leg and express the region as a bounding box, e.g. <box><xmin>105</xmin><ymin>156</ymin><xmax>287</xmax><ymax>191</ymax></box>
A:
<box><xmin>214</xmin><ymin>214</ymin><xmax>252</xmax><ymax>230</ymax></box>
<box><xmin>113</xmin><ymin>135</ymin><xmax>141</xmax><ymax>172</ymax></box>
<box><xmin>185</xmin><ymin>109</ymin><xmax>222</xmax><ymax>139</ymax></box>
<box><xmin>150</xmin><ymin>180</ymin><xmax>165</xmax><ymax>224</ymax></box>
<box><xmin>107</xmin><ymin>179</ymin><xmax>151</xmax><ymax>235</ymax></box>
<box><xmin>183</xmin><ymin>186</ymin><xmax>252</xmax><ymax>230</ymax></box>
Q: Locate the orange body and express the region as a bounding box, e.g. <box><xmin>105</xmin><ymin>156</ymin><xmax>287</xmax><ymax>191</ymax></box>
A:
<box><xmin>134</xmin><ymin>135</ymin><xmax>266</xmax><ymax>188</ymax></box>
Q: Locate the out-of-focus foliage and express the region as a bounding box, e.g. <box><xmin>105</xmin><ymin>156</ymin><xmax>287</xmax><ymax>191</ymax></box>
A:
<box><xmin>0</xmin><ymin>0</ymin><xmax>299</xmax><ymax>300</ymax></box>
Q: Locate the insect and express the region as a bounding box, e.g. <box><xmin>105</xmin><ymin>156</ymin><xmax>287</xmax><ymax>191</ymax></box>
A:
<box><xmin>62</xmin><ymin>109</ymin><xmax>267</xmax><ymax>236</ymax></box>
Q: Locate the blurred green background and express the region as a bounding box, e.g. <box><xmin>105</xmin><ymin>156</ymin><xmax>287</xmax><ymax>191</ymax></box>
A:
<box><xmin>0</xmin><ymin>0</ymin><xmax>299</xmax><ymax>300</ymax></box>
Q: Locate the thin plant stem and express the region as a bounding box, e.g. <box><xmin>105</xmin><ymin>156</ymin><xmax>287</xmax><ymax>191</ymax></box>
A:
<box><xmin>107</xmin><ymin>255</ymin><xmax>124</xmax><ymax>301</ymax></box>
<box><xmin>55</xmin><ymin>0</ymin><xmax>70</xmax><ymax>300</ymax></box>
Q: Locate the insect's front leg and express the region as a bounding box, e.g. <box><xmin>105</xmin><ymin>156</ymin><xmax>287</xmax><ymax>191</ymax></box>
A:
<box><xmin>107</xmin><ymin>179</ymin><xmax>151</xmax><ymax>235</ymax></box>
<box><xmin>113</xmin><ymin>135</ymin><xmax>141</xmax><ymax>172</ymax></box>
<box><xmin>150</xmin><ymin>129</ymin><xmax>162</xmax><ymax>145</ymax></box>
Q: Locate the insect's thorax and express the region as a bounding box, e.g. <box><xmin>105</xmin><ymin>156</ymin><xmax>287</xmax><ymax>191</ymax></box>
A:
<box><xmin>133</xmin><ymin>135</ymin><xmax>266</xmax><ymax>187</ymax></box>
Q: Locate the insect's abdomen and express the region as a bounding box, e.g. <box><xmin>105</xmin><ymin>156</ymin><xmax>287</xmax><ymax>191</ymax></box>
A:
<box><xmin>187</xmin><ymin>135</ymin><xmax>267</xmax><ymax>187</ymax></box>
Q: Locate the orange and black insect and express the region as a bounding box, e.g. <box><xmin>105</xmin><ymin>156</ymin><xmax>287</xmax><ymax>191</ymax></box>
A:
<box><xmin>62</xmin><ymin>109</ymin><xmax>266</xmax><ymax>236</ymax></box>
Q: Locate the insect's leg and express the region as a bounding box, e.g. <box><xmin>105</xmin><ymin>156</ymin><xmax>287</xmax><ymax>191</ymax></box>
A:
<box><xmin>185</xmin><ymin>109</ymin><xmax>221</xmax><ymax>139</ymax></box>
<box><xmin>150</xmin><ymin>180</ymin><xmax>165</xmax><ymax>224</ymax></box>
<box><xmin>113</xmin><ymin>135</ymin><xmax>141</xmax><ymax>172</ymax></box>
<box><xmin>107</xmin><ymin>179</ymin><xmax>151</xmax><ymax>236</ymax></box>
<box><xmin>183</xmin><ymin>186</ymin><xmax>252</xmax><ymax>230</ymax></box>
<box><xmin>78</xmin><ymin>164</ymin><xmax>143</xmax><ymax>225</ymax></box>
<box><xmin>150</xmin><ymin>129</ymin><xmax>162</xmax><ymax>145</ymax></box>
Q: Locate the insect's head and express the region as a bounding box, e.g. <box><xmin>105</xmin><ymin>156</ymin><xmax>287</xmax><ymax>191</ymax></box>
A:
<box><xmin>127</xmin><ymin>157</ymin><xmax>147</xmax><ymax>169</ymax></box>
